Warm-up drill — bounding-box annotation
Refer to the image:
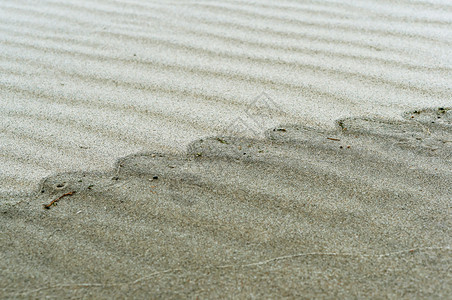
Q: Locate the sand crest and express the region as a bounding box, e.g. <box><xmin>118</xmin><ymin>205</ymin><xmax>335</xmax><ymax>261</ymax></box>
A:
<box><xmin>1</xmin><ymin>0</ymin><xmax>452</xmax><ymax>196</ymax></box>
<box><xmin>1</xmin><ymin>109</ymin><xmax>451</xmax><ymax>298</ymax></box>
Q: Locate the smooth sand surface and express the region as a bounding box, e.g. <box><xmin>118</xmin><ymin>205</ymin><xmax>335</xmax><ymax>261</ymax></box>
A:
<box><xmin>1</xmin><ymin>0</ymin><xmax>452</xmax><ymax>298</ymax></box>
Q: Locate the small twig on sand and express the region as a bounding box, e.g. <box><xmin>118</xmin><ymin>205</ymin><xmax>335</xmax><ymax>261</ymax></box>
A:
<box><xmin>327</xmin><ymin>137</ymin><xmax>341</xmax><ymax>141</ymax></box>
<box><xmin>43</xmin><ymin>191</ymin><xmax>76</xmax><ymax>209</ymax></box>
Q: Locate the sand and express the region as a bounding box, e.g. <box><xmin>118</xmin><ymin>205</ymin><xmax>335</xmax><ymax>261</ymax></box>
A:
<box><xmin>1</xmin><ymin>0</ymin><xmax>451</xmax><ymax>298</ymax></box>
<box><xmin>2</xmin><ymin>109</ymin><xmax>451</xmax><ymax>298</ymax></box>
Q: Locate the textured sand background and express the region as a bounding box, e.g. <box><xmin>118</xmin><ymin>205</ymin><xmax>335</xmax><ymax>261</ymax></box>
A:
<box><xmin>2</xmin><ymin>109</ymin><xmax>452</xmax><ymax>298</ymax></box>
<box><xmin>1</xmin><ymin>0</ymin><xmax>451</xmax><ymax>298</ymax></box>
<box><xmin>1</xmin><ymin>0</ymin><xmax>451</xmax><ymax>196</ymax></box>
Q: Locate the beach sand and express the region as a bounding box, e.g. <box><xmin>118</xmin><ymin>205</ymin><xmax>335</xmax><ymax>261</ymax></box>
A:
<box><xmin>1</xmin><ymin>0</ymin><xmax>451</xmax><ymax>298</ymax></box>
<box><xmin>2</xmin><ymin>108</ymin><xmax>451</xmax><ymax>298</ymax></box>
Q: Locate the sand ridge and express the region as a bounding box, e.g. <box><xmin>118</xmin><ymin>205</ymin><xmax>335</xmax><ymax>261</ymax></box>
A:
<box><xmin>1</xmin><ymin>0</ymin><xmax>452</xmax><ymax>196</ymax></box>
<box><xmin>1</xmin><ymin>109</ymin><xmax>451</xmax><ymax>298</ymax></box>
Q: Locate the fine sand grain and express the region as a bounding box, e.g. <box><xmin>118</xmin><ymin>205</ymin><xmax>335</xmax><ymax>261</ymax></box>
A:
<box><xmin>1</xmin><ymin>0</ymin><xmax>452</xmax><ymax>298</ymax></box>
<box><xmin>1</xmin><ymin>109</ymin><xmax>451</xmax><ymax>298</ymax></box>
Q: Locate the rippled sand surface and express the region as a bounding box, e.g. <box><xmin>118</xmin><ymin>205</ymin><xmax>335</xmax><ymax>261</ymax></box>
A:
<box><xmin>1</xmin><ymin>0</ymin><xmax>451</xmax><ymax>195</ymax></box>
<box><xmin>2</xmin><ymin>109</ymin><xmax>451</xmax><ymax>298</ymax></box>
<box><xmin>1</xmin><ymin>0</ymin><xmax>451</xmax><ymax>298</ymax></box>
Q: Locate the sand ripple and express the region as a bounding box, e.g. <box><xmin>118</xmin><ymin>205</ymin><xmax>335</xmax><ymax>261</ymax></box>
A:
<box><xmin>1</xmin><ymin>0</ymin><xmax>451</xmax><ymax>195</ymax></box>
<box><xmin>1</xmin><ymin>110</ymin><xmax>451</xmax><ymax>298</ymax></box>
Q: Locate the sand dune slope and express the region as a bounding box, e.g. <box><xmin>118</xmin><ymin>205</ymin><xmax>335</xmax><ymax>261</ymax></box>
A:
<box><xmin>1</xmin><ymin>109</ymin><xmax>451</xmax><ymax>298</ymax></box>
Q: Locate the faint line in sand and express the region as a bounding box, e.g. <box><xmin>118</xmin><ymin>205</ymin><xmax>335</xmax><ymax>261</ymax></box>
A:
<box><xmin>12</xmin><ymin>246</ymin><xmax>451</xmax><ymax>296</ymax></box>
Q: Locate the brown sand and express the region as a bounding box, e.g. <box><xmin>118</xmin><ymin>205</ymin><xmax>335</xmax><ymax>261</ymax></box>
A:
<box><xmin>1</xmin><ymin>108</ymin><xmax>451</xmax><ymax>298</ymax></box>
